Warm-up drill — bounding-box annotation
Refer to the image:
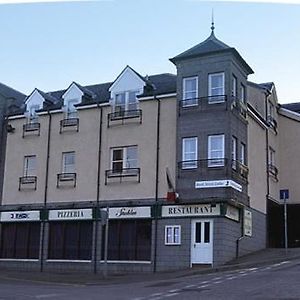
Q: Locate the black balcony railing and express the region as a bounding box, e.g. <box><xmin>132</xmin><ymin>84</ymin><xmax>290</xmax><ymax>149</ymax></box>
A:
<box><xmin>107</xmin><ymin>109</ymin><xmax>142</xmax><ymax>127</ymax></box>
<box><xmin>178</xmin><ymin>158</ymin><xmax>248</xmax><ymax>181</ymax></box>
<box><xmin>179</xmin><ymin>95</ymin><xmax>247</xmax><ymax>119</ymax></box>
<box><xmin>60</xmin><ymin>118</ymin><xmax>79</xmax><ymax>133</ymax></box>
<box><xmin>268</xmin><ymin>164</ymin><xmax>278</xmax><ymax>180</ymax></box>
<box><xmin>22</xmin><ymin>122</ymin><xmax>40</xmax><ymax>138</ymax></box>
<box><xmin>105</xmin><ymin>168</ymin><xmax>140</xmax><ymax>184</ymax></box>
<box><xmin>19</xmin><ymin>176</ymin><xmax>37</xmax><ymax>191</ymax></box>
<box><xmin>57</xmin><ymin>173</ymin><xmax>77</xmax><ymax>188</ymax></box>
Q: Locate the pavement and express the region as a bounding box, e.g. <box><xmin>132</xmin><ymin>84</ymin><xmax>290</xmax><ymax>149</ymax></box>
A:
<box><xmin>0</xmin><ymin>248</ymin><xmax>300</xmax><ymax>286</ymax></box>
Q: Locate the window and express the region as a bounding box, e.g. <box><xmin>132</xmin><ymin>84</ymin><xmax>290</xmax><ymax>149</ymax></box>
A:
<box><xmin>48</xmin><ymin>221</ymin><xmax>93</xmax><ymax>260</ymax></box>
<box><xmin>232</xmin><ymin>75</ymin><xmax>237</xmax><ymax>98</ymax></box>
<box><xmin>165</xmin><ymin>225</ymin><xmax>181</xmax><ymax>245</ymax></box>
<box><xmin>103</xmin><ymin>220</ymin><xmax>151</xmax><ymax>261</ymax></box>
<box><xmin>241</xmin><ymin>143</ymin><xmax>246</xmax><ymax>165</ymax></box>
<box><xmin>114</xmin><ymin>90</ymin><xmax>139</xmax><ymax>113</ymax></box>
<box><xmin>208</xmin><ymin>73</ymin><xmax>225</xmax><ymax>103</ymax></box>
<box><xmin>111</xmin><ymin>146</ymin><xmax>138</xmax><ymax>173</ymax></box>
<box><xmin>241</xmin><ymin>84</ymin><xmax>246</xmax><ymax>103</ymax></box>
<box><xmin>182</xmin><ymin>137</ymin><xmax>197</xmax><ymax>169</ymax></box>
<box><xmin>27</xmin><ymin>105</ymin><xmax>39</xmax><ymax>123</ymax></box>
<box><xmin>65</xmin><ymin>99</ymin><xmax>78</xmax><ymax>119</ymax></box>
<box><xmin>269</xmin><ymin>147</ymin><xmax>275</xmax><ymax>166</ymax></box>
<box><xmin>182</xmin><ymin>77</ymin><xmax>198</xmax><ymax>106</ymax></box>
<box><xmin>23</xmin><ymin>155</ymin><xmax>36</xmax><ymax>177</ymax></box>
<box><xmin>232</xmin><ymin>137</ymin><xmax>237</xmax><ymax>169</ymax></box>
<box><xmin>0</xmin><ymin>223</ymin><xmax>40</xmax><ymax>259</ymax></box>
<box><xmin>208</xmin><ymin>135</ymin><xmax>225</xmax><ymax>167</ymax></box>
<box><xmin>62</xmin><ymin>152</ymin><xmax>75</xmax><ymax>173</ymax></box>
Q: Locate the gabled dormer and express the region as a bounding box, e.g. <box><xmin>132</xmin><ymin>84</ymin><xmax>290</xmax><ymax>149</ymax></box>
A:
<box><xmin>108</xmin><ymin>66</ymin><xmax>146</xmax><ymax>126</ymax></box>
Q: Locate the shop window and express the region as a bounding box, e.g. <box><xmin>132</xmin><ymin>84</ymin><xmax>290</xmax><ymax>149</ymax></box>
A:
<box><xmin>48</xmin><ymin>221</ymin><xmax>93</xmax><ymax>260</ymax></box>
<box><xmin>102</xmin><ymin>219</ymin><xmax>151</xmax><ymax>261</ymax></box>
<box><xmin>165</xmin><ymin>225</ymin><xmax>181</xmax><ymax>245</ymax></box>
<box><xmin>0</xmin><ymin>222</ymin><xmax>40</xmax><ymax>259</ymax></box>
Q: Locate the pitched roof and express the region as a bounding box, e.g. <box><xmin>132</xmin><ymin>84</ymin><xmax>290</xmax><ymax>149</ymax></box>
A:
<box><xmin>0</xmin><ymin>82</ymin><xmax>26</xmax><ymax>104</ymax></box>
<box><xmin>281</xmin><ymin>102</ymin><xmax>300</xmax><ymax>114</ymax></box>
<box><xmin>170</xmin><ymin>31</ymin><xmax>254</xmax><ymax>75</ymax></box>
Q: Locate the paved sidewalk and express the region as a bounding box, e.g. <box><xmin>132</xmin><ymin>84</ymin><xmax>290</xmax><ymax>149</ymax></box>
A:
<box><xmin>0</xmin><ymin>248</ymin><xmax>300</xmax><ymax>286</ymax></box>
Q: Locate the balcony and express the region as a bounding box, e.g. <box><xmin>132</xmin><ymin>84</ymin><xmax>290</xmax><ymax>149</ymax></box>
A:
<box><xmin>179</xmin><ymin>95</ymin><xmax>228</xmax><ymax>115</ymax></box>
<box><xmin>22</xmin><ymin>122</ymin><xmax>40</xmax><ymax>138</ymax></box>
<box><xmin>178</xmin><ymin>158</ymin><xmax>248</xmax><ymax>181</ymax></box>
<box><xmin>19</xmin><ymin>176</ymin><xmax>37</xmax><ymax>191</ymax></box>
<box><xmin>231</xmin><ymin>98</ymin><xmax>247</xmax><ymax>118</ymax></box>
<box><xmin>60</xmin><ymin>118</ymin><xmax>79</xmax><ymax>133</ymax></box>
<box><xmin>107</xmin><ymin>109</ymin><xmax>142</xmax><ymax>128</ymax></box>
<box><xmin>268</xmin><ymin>164</ymin><xmax>278</xmax><ymax>180</ymax></box>
<box><xmin>57</xmin><ymin>173</ymin><xmax>77</xmax><ymax>188</ymax></box>
<box><xmin>105</xmin><ymin>168</ymin><xmax>140</xmax><ymax>185</ymax></box>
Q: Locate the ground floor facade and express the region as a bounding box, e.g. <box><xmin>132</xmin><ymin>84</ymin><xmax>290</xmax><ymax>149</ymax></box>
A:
<box><xmin>0</xmin><ymin>202</ymin><xmax>266</xmax><ymax>273</ymax></box>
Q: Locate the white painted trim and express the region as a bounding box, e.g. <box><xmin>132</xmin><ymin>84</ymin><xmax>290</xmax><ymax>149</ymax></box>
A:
<box><xmin>138</xmin><ymin>93</ymin><xmax>177</xmax><ymax>101</ymax></box>
<box><xmin>164</xmin><ymin>225</ymin><xmax>181</xmax><ymax>245</ymax></box>
<box><xmin>208</xmin><ymin>134</ymin><xmax>225</xmax><ymax>167</ymax></box>
<box><xmin>62</xmin><ymin>82</ymin><xmax>84</xmax><ymax>100</ymax></box>
<box><xmin>99</xmin><ymin>260</ymin><xmax>151</xmax><ymax>264</ymax></box>
<box><xmin>182</xmin><ymin>137</ymin><xmax>198</xmax><ymax>169</ymax></box>
<box><xmin>247</xmin><ymin>107</ymin><xmax>267</xmax><ymax>129</ymax></box>
<box><xmin>183</xmin><ymin>76</ymin><xmax>198</xmax><ymax>104</ymax></box>
<box><xmin>0</xmin><ymin>259</ymin><xmax>39</xmax><ymax>262</ymax></box>
<box><xmin>279</xmin><ymin>107</ymin><xmax>300</xmax><ymax>122</ymax></box>
<box><xmin>46</xmin><ymin>260</ymin><xmax>91</xmax><ymax>263</ymax></box>
<box><xmin>8</xmin><ymin>115</ymin><xmax>25</xmax><ymax>120</ymax></box>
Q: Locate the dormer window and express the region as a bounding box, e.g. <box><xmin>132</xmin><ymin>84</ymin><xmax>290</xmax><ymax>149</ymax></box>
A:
<box><xmin>64</xmin><ymin>99</ymin><xmax>78</xmax><ymax>119</ymax></box>
<box><xmin>28</xmin><ymin>105</ymin><xmax>39</xmax><ymax>123</ymax></box>
<box><xmin>114</xmin><ymin>90</ymin><xmax>139</xmax><ymax>115</ymax></box>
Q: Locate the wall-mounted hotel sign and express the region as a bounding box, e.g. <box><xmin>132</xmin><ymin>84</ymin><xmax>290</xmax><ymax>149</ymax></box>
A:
<box><xmin>0</xmin><ymin>210</ymin><xmax>40</xmax><ymax>222</ymax></box>
<box><xmin>49</xmin><ymin>208</ymin><xmax>93</xmax><ymax>221</ymax></box>
<box><xmin>225</xmin><ymin>205</ymin><xmax>240</xmax><ymax>222</ymax></box>
<box><xmin>108</xmin><ymin>207</ymin><xmax>151</xmax><ymax>219</ymax></box>
<box><xmin>162</xmin><ymin>204</ymin><xmax>221</xmax><ymax>218</ymax></box>
<box><xmin>195</xmin><ymin>180</ymin><xmax>242</xmax><ymax>192</ymax></box>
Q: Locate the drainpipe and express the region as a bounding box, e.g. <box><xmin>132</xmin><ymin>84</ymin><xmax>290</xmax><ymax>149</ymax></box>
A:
<box><xmin>94</xmin><ymin>103</ymin><xmax>103</xmax><ymax>274</ymax></box>
<box><xmin>153</xmin><ymin>92</ymin><xmax>160</xmax><ymax>273</ymax></box>
<box><xmin>40</xmin><ymin>109</ymin><xmax>51</xmax><ymax>272</ymax></box>
<box><xmin>265</xmin><ymin>92</ymin><xmax>271</xmax><ymax>247</ymax></box>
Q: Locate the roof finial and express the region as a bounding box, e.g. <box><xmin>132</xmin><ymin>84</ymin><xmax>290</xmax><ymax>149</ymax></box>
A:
<box><xmin>211</xmin><ymin>9</ymin><xmax>215</xmax><ymax>33</ymax></box>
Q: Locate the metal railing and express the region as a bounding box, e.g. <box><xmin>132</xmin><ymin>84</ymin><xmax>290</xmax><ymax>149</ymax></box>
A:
<box><xmin>22</xmin><ymin>122</ymin><xmax>40</xmax><ymax>138</ymax></box>
<box><xmin>107</xmin><ymin>109</ymin><xmax>142</xmax><ymax>127</ymax></box>
<box><xmin>60</xmin><ymin>118</ymin><xmax>79</xmax><ymax>133</ymax></box>
<box><xmin>57</xmin><ymin>173</ymin><xmax>77</xmax><ymax>188</ymax></box>
<box><xmin>105</xmin><ymin>168</ymin><xmax>140</xmax><ymax>185</ymax></box>
<box><xmin>178</xmin><ymin>158</ymin><xmax>248</xmax><ymax>180</ymax></box>
<box><xmin>19</xmin><ymin>176</ymin><xmax>37</xmax><ymax>191</ymax></box>
<box><xmin>268</xmin><ymin>164</ymin><xmax>278</xmax><ymax>179</ymax></box>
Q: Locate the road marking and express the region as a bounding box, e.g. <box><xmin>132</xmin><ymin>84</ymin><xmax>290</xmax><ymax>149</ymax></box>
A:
<box><xmin>212</xmin><ymin>277</ymin><xmax>222</xmax><ymax>280</ymax></box>
<box><xmin>198</xmin><ymin>284</ymin><xmax>209</xmax><ymax>288</ymax></box>
<box><xmin>36</xmin><ymin>294</ymin><xmax>63</xmax><ymax>299</ymax></box>
<box><xmin>165</xmin><ymin>293</ymin><xmax>179</xmax><ymax>297</ymax></box>
<box><xmin>168</xmin><ymin>289</ymin><xmax>180</xmax><ymax>293</ymax></box>
<box><xmin>226</xmin><ymin>276</ymin><xmax>237</xmax><ymax>280</ymax></box>
<box><xmin>214</xmin><ymin>280</ymin><xmax>223</xmax><ymax>284</ymax></box>
<box><xmin>185</xmin><ymin>284</ymin><xmax>196</xmax><ymax>288</ymax></box>
<box><xmin>201</xmin><ymin>280</ymin><xmax>209</xmax><ymax>284</ymax></box>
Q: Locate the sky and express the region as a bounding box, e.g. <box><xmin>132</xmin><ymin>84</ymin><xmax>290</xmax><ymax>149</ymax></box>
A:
<box><xmin>0</xmin><ymin>0</ymin><xmax>299</xmax><ymax>103</ymax></box>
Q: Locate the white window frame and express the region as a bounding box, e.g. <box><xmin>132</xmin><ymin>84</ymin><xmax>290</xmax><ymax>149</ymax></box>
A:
<box><xmin>65</xmin><ymin>99</ymin><xmax>79</xmax><ymax>119</ymax></box>
<box><xmin>240</xmin><ymin>84</ymin><xmax>246</xmax><ymax>104</ymax></box>
<box><xmin>62</xmin><ymin>151</ymin><xmax>76</xmax><ymax>174</ymax></box>
<box><xmin>208</xmin><ymin>72</ymin><xmax>225</xmax><ymax>103</ymax></box>
<box><xmin>232</xmin><ymin>75</ymin><xmax>237</xmax><ymax>98</ymax></box>
<box><xmin>111</xmin><ymin>146</ymin><xmax>138</xmax><ymax>172</ymax></box>
<box><xmin>23</xmin><ymin>155</ymin><xmax>36</xmax><ymax>177</ymax></box>
<box><xmin>182</xmin><ymin>76</ymin><xmax>198</xmax><ymax>107</ymax></box>
<box><xmin>28</xmin><ymin>105</ymin><xmax>40</xmax><ymax>123</ymax></box>
<box><xmin>241</xmin><ymin>143</ymin><xmax>246</xmax><ymax>165</ymax></box>
<box><xmin>208</xmin><ymin>134</ymin><xmax>225</xmax><ymax>167</ymax></box>
<box><xmin>182</xmin><ymin>137</ymin><xmax>198</xmax><ymax>169</ymax></box>
<box><xmin>165</xmin><ymin>225</ymin><xmax>181</xmax><ymax>245</ymax></box>
<box><xmin>269</xmin><ymin>147</ymin><xmax>275</xmax><ymax>166</ymax></box>
<box><xmin>113</xmin><ymin>90</ymin><xmax>139</xmax><ymax>113</ymax></box>
<box><xmin>232</xmin><ymin>136</ymin><xmax>237</xmax><ymax>169</ymax></box>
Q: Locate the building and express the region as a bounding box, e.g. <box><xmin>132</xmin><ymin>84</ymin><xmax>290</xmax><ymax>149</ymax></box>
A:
<box><xmin>0</xmin><ymin>24</ymin><xmax>299</xmax><ymax>273</ymax></box>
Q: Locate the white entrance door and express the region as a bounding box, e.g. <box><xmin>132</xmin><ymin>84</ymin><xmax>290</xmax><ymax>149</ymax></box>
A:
<box><xmin>191</xmin><ymin>219</ymin><xmax>213</xmax><ymax>264</ymax></box>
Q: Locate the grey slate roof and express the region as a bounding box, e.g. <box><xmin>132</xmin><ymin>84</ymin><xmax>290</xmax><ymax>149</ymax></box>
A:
<box><xmin>281</xmin><ymin>102</ymin><xmax>300</xmax><ymax>114</ymax></box>
<box><xmin>170</xmin><ymin>31</ymin><xmax>254</xmax><ymax>75</ymax></box>
<box><xmin>0</xmin><ymin>82</ymin><xmax>26</xmax><ymax>104</ymax></box>
<box><xmin>7</xmin><ymin>73</ymin><xmax>177</xmax><ymax>116</ymax></box>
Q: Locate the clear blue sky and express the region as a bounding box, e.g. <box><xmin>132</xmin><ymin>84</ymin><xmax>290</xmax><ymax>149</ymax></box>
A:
<box><xmin>0</xmin><ymin>0</ymin><xmax>299</xmax><ymax>103</ymax></box>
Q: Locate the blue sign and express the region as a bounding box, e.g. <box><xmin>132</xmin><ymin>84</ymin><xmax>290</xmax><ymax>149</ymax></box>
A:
<box><xmin>280</xmin><ymin>189</ymin><xmax>289</xmax><ymax>200</ymax></box>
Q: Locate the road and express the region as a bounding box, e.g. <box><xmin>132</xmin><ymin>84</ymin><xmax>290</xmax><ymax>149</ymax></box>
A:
<box><xmin>0</xmin><ymin>260</ymin><xmax>300</xmax><ymax>299</ymax></box>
